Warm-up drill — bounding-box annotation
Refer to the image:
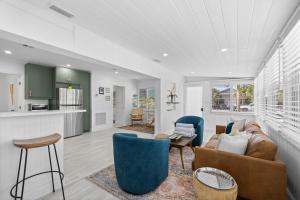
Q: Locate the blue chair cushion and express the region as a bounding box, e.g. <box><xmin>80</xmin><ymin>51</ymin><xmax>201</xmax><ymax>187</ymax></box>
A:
<box><xmin>113</xmin><ymin>133</ymin><xmax>169</xmax><ymax>195</ymax></box>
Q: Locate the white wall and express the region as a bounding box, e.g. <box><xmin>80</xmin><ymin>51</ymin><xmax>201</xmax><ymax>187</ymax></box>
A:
<box><xmin>0</xmin><ymin>57</ymin><xmax>49</xmax><ymax>111</ymax></box>
<box><xmin>0</xmin><ymin>57</ymin><xmax>24</xmax><ymax>111</ymax></box>
<box><xmin>0</xmin><ymin>73</ymin><xmax>19</xmax><ymax>112</ymax></box>
<box><xmin>160</xmin><ymin>78</ymin><xmax>184</xmax><ymax>133</ymax></box>
<box><xmin>91</xmin><ymin>70</ymin><xmax>137</xmax><ymax>132</ymax></box>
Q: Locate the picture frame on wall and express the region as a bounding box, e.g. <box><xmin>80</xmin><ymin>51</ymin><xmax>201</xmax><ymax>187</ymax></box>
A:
<box><xmin>99</xmin><ymin>87</ymin><xmax>104</xmax><ymax>94</ymax></box>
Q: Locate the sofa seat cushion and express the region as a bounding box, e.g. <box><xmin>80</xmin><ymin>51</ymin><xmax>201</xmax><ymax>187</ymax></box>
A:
<box><xmin>246</xmin><ymin>133</ymin><xmax>277</xmax><ymax>161</ymax></box>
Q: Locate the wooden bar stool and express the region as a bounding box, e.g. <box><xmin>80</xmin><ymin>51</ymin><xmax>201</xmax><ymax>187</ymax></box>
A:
<box><xmin>10</xmin><ymin>133</ymin><xmax>65</xmax><ymax>200</ymax></box>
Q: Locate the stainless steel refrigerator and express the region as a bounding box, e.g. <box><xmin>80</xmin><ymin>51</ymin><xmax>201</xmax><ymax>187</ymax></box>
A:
<box><xmin>57</xmin><ymin>88</ymin><xmax>83</xmax><ymax>138</ymax></box>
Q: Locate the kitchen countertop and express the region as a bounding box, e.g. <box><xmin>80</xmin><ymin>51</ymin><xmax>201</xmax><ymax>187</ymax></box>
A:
<box><xmin>0</xmin><ymin>109</ymin><xmax>86</xmax><ymax>118</ymax></box>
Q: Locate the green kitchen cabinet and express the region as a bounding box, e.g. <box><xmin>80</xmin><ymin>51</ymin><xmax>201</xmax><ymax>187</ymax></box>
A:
<box><xmin>78</xmin><ymin>70</ymin><xmax>91</xmax><ymax>132</ymax></box>
<box><xmin>56</xmin><ymin>67</ymin><xmax>80</xmax><ymax>84</ymax></box>
<box><xmin>25</xmin><ymin>63</ymin><xmax>55</xmax><ymax>99</ymax></box>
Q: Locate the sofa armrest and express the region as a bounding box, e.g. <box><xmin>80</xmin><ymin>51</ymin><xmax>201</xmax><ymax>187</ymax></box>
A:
<box><xmin>216</xmin><ymin>125</ymin><xmax>226</xmax><ymax>134</ymax></box>
<box><xmin>193</xmin><ymin>147</ymin><xmax>286</xmax><ymax>200</ymax></box>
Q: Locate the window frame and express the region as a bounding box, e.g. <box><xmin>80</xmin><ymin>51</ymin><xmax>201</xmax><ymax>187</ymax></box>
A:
<box><xmin>211</xmin><ymin>80</ymin><xmax>255</xmax><ymax>114</ymax></box>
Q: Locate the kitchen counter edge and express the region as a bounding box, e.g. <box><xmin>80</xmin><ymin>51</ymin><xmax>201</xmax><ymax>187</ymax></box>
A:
<box><xmin>0</xmin><ymin>110</ymin><xmax>87</xmax><ymax>118</ymax></box>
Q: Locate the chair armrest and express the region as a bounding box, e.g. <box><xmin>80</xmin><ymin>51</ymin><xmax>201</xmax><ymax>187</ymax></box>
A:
<box><xmin>193</xmin><ymin>147</ymin><xmax>287</xmax><ymax>200</ymax></box>
<box><xmin>216</xmin><ymin>125</ymin><xmax>226</xmax><ymax>134</ymax></box>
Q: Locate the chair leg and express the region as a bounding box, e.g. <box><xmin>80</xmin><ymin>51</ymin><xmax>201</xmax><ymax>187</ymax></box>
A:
<box><xmin>53</xmin><ymin>144</ymin><xmax>65</xmax><ymax>200</ymax></box>
<box><xmin>179</xmin><ymin>148</ymin><xmax>185</xmax><ymax>169</ymax></box>
<box><xmin>48</xmin><ymin>145</ymin><xmax>55</xmax><ymax>192</ymax></box>
<box><xmin>14</xmin><ymin>149</ymin><xmax>23</xmax><ymax>200</ymax></box>
<box><xmin>20</xmin><ymin>149</ymin><xmax>28</xmax><ymax>200</ymax></box>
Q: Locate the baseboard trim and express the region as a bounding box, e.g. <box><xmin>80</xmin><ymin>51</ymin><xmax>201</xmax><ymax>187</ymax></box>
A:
<box><xmin>287</xmin><ymin>188</ymin><xmax>296</xmax><ymax>200</ymax></box>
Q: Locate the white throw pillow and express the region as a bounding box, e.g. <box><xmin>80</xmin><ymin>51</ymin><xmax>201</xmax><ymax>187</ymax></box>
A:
<box><xmin>217</xmin><ymin>134</ymin><xmax>249</xmax><ymax>155</ymax></box>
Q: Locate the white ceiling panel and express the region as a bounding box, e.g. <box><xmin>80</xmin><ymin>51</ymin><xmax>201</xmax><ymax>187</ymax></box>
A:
<box><xmin>24</xmin><ymin>0</ymin><xmax>299</xmax><ymax>77</ymax></box>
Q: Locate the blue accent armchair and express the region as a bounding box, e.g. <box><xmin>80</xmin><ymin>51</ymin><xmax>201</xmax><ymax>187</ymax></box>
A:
<box><xmin>113</xmin><ymin>133</ymin><xmax>169</xmax><ymax>194</ymax></box>
<box><xmin>175</xmin><ymin>116</ymin><xmax>204</xmax><ymax>147</ymax></box>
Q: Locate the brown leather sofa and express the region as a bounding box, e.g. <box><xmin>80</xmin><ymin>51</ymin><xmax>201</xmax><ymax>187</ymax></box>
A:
<box><xmin>192</xmin><ymin>122</ymin><xmax>287</xmax><ymax>200</ymax></box>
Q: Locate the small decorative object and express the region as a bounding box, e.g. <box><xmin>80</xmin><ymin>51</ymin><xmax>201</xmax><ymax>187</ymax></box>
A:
<box><xmin>166</xmin><ymin>83</ymin><xmax>179</xmax><ymax>111</ymax></box>
<box><xmin>99</xmin><ymin>87</ymin><xmax>104</xmax><ymax>94</ymax></box>
<box><xmin>167</xmin><ymin>83</ymin><xmax>178</xmax><ymax>103</ymax></box>
<box><xmin>105</xmin><ymin>96</ymin><xmax>110</xmax><ymax>101</ymax></box>
<box><xmin>169</xmin><ymin>134</ymin><xmax>183</xmax><ymax>142</ymax></box>
<box><xmin>105</xmin><ymin>87</ymin><xmax>110</xmax><ymax>93</ymax></box>
<box><xmin>9</xmin><ymin>83</ymin><xmax>14</xmax><ymax>105</ymax></box>
<box><xmin>67</xmin><ymin>81</ymin><xmax>73</xmax><ymax>89</ymax></box>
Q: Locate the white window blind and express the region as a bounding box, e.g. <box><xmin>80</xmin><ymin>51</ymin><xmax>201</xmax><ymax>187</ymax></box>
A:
<box><xmin>264</xmin><ymin>49</ymin><xmax>283</xmax><ymax>122</ymax></box>
<box><xmin>282</xmin><ymin>20</ymin><xmax>300</xmax><ymax>135</ymax></box>
<box><xmin>255</xmin><ymin>69</ymin><xmax>265</xmax><ymax>121</ymax></box>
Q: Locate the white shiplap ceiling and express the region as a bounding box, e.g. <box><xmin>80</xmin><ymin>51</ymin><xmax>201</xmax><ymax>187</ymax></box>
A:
<box><xmin>25</xmin><ymin>0</ymin><xmax>299</xmax><ymax>77</ymax></box>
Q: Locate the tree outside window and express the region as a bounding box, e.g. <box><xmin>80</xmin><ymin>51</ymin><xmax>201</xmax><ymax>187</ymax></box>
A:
<box><xmin>233</xmin><ymin>83</ymin><xmax>254</xmax><ymax>112</ymax></box>
<box><xmin>212</xmin><ymin>82</ymin><xmax>254</xmax><ymax>112</ymax></box>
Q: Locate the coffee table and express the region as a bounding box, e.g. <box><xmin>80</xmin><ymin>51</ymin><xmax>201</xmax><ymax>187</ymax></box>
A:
<box><xmin>170</xmin><ymin>135</ymin><xmax>196</xmax><ymax>169</ymax></box>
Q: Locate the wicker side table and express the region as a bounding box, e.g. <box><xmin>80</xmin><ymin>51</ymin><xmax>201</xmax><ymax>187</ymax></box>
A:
<box><xmin>193</xmin><ymin>167</ymin><xmax>238</xmax><ymax>200</ymax></box>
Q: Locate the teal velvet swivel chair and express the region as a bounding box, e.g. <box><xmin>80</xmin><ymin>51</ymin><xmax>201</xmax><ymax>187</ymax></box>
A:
<box><xmin>113</xmin><ymin>133</ymin><xmax>169</xmax><ymax>194</ymax></box>
<box><xmin>175</xmin><ymin>116</ymin><xmax>204</xmax><ymax>147</ymax></box>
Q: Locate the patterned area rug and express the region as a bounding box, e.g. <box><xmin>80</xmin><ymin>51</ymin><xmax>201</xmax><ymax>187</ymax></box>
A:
<box><xmin>87</xmin><ymin>147</ymin><xmax>197</xmax><ymax>200</ymax></box>
<box><xmin>119</xmin><ymin>124</ymin><xmax>155</xmax><ymax>134</ymax></box>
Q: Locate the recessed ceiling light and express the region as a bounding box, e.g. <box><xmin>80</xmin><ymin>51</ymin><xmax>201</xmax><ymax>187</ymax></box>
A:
<box><xmin>66</xmin><ymin>64</ymin><xmax>71</xmax><ymax>67</ymax></box>
<box><xmin>228</xmin><ymin>71</ymin><xmax>233</xmax><ymax>74</ymax></box>
<box><xmin>4</xmin><ymin>50</ymin><xmax>12</xmax><ymax>55</ymax></box>
<box><xmin>220</xmin><ymin>48</ymin><xmax>228</xmax><ymax>52</ymax></box>
<box><xmin>191</xmin><ymin>72</ymin><xmax>195</xmax><ymax>74</ymax></box>
<box><xmin>114</xmin><ymin>71</ymin><xmax>119</xmax><ymax>74</ymax></box>
<box><xmin>163</xmin><ymin>53</ymin><xmax>168</xmax><ymax>57</ymax></box>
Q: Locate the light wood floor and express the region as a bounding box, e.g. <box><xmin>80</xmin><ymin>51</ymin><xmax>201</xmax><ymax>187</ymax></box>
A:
<box><xmin>39</xmin><ymin>128</ymin><xmax>152</xmax><ymax>200</ymax></box>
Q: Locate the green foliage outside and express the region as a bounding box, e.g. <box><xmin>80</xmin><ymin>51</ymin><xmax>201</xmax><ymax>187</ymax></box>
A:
<box><xmin>236</xmin><ymin>84</ymin><xmax>254</xmax><ymax>105</ymax></box>
<box><xmin>139</xmin><ymin>96</ymin><xmax>155</xmax><ymax>110</ymax></box>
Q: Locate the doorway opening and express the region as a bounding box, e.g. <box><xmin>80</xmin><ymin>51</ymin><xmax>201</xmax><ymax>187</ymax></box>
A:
<box><xmin>119</xmin><ymin>86</ymin><xmax>156</xmax><ymax>134</ymax></box>
<box><xmin>185</xmin><ymin>86</ymin><xmax>203</xmax><ymax>117</ymax></box>
<box><xmin>113</xmin><ymin>85</ymin><xmax>125</xmax><ymax>127</ymax></box>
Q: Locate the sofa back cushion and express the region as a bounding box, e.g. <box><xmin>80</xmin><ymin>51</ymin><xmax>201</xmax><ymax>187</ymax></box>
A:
<box><xmin>246</xmin><ymin>133</ymin><xmax>277</xmax><ymax>161</ymax></box>
<box><xmin>205</xmin><ymin>134</ymin><xmax>219</xmax><ymax>149</ymax></box>
<box><xmin>245</xmin><ymin>121</ymin><xmax>261</xmax><ymax>130</ymax></box>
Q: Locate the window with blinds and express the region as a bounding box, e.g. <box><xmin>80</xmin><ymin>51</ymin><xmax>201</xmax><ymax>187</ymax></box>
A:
<box><xmin>282</xmin><ymin>20</ymin><xmax>300</xmax><ymax>135</ymax></box>
<box><xmin>255</xmin><ymin>19</ymin><xmax>300</xmax><ymax>135</ymax></box>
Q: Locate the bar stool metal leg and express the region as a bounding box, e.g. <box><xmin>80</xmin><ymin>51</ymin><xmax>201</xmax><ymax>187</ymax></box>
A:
<box><xmin>53</xmin><ymin>144</ymin><xmax>65</xmax><ymax>200</ymax></box>
<box><xmin>20</xmin><ymin>149</ymin><xmax>28</xmax><ymax>200</ymax></box>
<box><xmin>48</xmin><ymin>145</ymin><xmax>55</xmax><ymax>193</ymax></box>
<box><xmin>14</xmin><ymin>149</ymin><xmax>23</xmax><ymax>200</ymax></box>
